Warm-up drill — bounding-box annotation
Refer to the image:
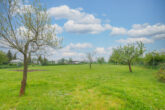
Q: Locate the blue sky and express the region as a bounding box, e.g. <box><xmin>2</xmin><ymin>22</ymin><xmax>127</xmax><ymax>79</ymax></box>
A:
<box><xmin>1</xmin><ymin>0</ymin><xmax>165</xmax><ymax>61</ymax></box>
<box><xmin>39</xmin><ymin>0</ymin><xmax>165</xmax><ymax>60</ymax></box>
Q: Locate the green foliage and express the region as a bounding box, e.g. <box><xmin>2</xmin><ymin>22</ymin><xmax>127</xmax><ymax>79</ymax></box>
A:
<box><xmin>0</xmin><ymin>51</ymin><xmax>8</xmax><ymax>64</ymax></box>
<box><xmin>109</xmin><ymin>42</ymin><xmax>145</xmax><ymax>72</ymax></box>
<box><xmin>0</xmin><ymin>64</ymin><xmax>164</xmax><ymax>110</ymax></box>
<box><xmin>156</xmin><ymin>63</ymin><xmax>165</xmax><ymax>82</ymax></box>
<box><xmin>109</xmin><ymin>42</ymin><xmax>145</xmax><ymax>65</ymax></box>
<box><xmin>144</xmin><ymin>51</ymin><xmax>165</xmax><ymax>66</ymax></box>
<box><xmin>109</xmin><ymin>47</ymin><xmax>124</xmax><ymax>64</ymax></box>
<box><xmin>97</xmin><ymin>57</ymin><xmax>105</xmax><ymax>64</ymax></box>
<box><xmin>37</xmin><ymin>56</ymin><xmax>49</xmax><ymax>65</ymax></box>
<box><xmin>58</xmin><ymin>58</ymin><xmax>66</xmax><ymax>65</ymax></box>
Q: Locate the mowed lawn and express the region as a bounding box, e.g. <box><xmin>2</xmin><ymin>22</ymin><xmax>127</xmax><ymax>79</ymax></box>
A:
<box><xmin>0</xmin><ymin>64</ymin><xmax>165</xmax><ymax>110</ymax></box>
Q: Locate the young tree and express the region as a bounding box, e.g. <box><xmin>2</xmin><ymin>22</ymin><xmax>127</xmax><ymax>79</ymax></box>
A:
<box><xmin>97</xmin><ymin>57</ymin><xmax>105</xmax><ymax>64</ymax></box>
<box><xmin>120</xmin><ymin>42</ymin><xmax>145</xmax><ymax>72</ymax></box>
<box><xmin>0</xmin><ymin>51</ymin><xmax>8</xmax><ymax>64</ymax></box>
<box><xmin>111</xmin><ymin>42</ymin><xmax>145</xmax><ymax>72</ymax></box>
<box><xmin>109</xmin><ymin>47</ymin><xmax>123</xmax><ymax>64</ymax></box>
<box><xmin>7</xmin><ymin>50</ymin><xmax>13</xmax><ymax>62</ymax></box>
<box><xmin>0</xmin><ymin>0</ymin><xmax>61</xmax><ymax>96</ymax></box>
<box><xmin>87</xmin><ymin>52</ymin><xmax>95</xmax><ymax>69</ymax></box>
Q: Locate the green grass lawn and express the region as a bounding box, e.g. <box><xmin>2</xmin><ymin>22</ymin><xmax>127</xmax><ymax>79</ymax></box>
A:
<box><xmin>0</xmin><ymin>64</ymin><xmax>165</xmax><ymax>110</ymax></box>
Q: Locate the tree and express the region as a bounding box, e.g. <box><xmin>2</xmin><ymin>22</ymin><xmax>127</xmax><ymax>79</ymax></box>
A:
<box><xmin>0</xmin><ymin>51</ymin><xmax>8</xmax><ymax>64</ymax></box>
<box><xmin>109</xmin><ymin>47</ymin><xmax>123</xmax><ymax>64</ymax></box>
<box><xmin>144</xmin><ymin>51</ymin><xmax>165</xmax><ymax>67</ymax></box>
<box><xmin>58</xmin><ymin>58</ymin><xmax>65</xmax><ymax>65</ymax></box>
<box><xmin>111</xmin><ymin>42</ymin><xmax>145</xmax><ymax>72</ymax></box>
<box><xmin>87</xmin><ymin>52</ymin><xmax>94</xmax><ymax>69</ymax></box>
<box><xmin>97</xmin><ymin>57</ymin><xmax>105</xmax><ymax>64</ymax></box>
<box><xmin>7</xmin><ymin>50</ymin><xmax>13</xmax><ymax>62</ymax></box>
<box><xmin>0</xmin><ymin>0</ymin><xmax>61</xmax><ymax>96</ymax></box>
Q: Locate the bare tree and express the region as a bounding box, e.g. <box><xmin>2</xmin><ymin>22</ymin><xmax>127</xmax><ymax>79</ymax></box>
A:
<box><xmin>0</xmin><ymin>0</ymin><xmax>62</xmax><ymax>96</ymax></box>
<box><xmin>87</xmin><ymin>52</ymin><xmax>95</xmax><ymax>69</ymax></box>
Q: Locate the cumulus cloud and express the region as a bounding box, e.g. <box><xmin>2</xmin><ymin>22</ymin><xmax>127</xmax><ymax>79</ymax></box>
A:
<box><xmin>48</xmin><ymin>5</ymin><xmax>101</xmax><ymax>24</ymax></box>
<box><xmin>152</xmin><ymin>34</ymin><xmax>165</xmax><ymax>40</ymax></box>
<box><xmin>64</xmin><ymin>20</ymin><xmax>106</xmax><ymax>34</ymax></box>
<box><xmin>95</xmin><ymin>47</ymin><xmax>106</xmax><ymax>54</ymax></box>
<box><xmin>62</xmin><ymin>52</ymin><xmax>85</xmax><ymax>57</ymax></box>
<box><xmin>110</xmin><ymin>27</ymin><xmax>127</xmax><ymax>36</ymax></box>
<box><xmin>67</xmin><ymin>43</ymin><xmax>92</xmax><ymax>49</ymax></box>
<box><xmin>110</xmin><ymin>23</ymin><xmax>165</xmax><ymax>43</ymax></box>
<box><xmin>127</xmin><ymin>23</ymin><xmax>165</xmax><ymax>37</ymax></box>
<box><xmin>110</xmin><ymin>23</ymin><xmax>165</xmax><ymax>38</ymax></box>
<box><xmin>48</xmin><ymin>5</ymin><xmax>111</xmax><ymax>34</ymax></box>
<box><xmin>45</xmin><ymin>43</ymin><xmax>92</xmax><ymax>61</ymax></box>
<box><xmin>117</xmin><ymin>37</ymin><xmax>154</xmax><ymax>44</ymax></box>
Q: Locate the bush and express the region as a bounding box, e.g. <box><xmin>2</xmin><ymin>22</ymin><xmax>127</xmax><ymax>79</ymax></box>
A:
<box><xmin>156</xmin><ymin>63</ymin><xmax>165</xmax><ymax>82</ymax></box>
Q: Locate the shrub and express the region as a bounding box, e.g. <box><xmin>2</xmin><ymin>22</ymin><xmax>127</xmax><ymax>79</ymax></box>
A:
<box><xmin>156</xmin><ymin>63</ymin><xmax>165</xmax><ymax>82</ymax></box>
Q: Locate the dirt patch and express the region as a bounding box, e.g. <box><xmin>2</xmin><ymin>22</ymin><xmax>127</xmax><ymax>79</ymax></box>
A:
<box><xmin>10</xmin><ymin>69</ymin><xmax>47</xmax><ymax>72</ymax></box>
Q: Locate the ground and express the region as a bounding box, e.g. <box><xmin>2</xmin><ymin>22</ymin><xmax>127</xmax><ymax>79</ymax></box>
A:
<box><xmin>0</xmin><ymin>64</ymin><xmax>165</xmax><ymax>110</ymax></box>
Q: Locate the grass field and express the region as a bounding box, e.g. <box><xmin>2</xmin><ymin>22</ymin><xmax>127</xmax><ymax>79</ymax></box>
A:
<box><xmin>0</xmin><ymin>64</ymin><xmax>165</xmax><ymax>110</ymax></box>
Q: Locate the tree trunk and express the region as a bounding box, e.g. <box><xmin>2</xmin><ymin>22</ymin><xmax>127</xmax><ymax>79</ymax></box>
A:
<box><xmin>20</xmin><ymin>54</ymin><xmax>28</xmax><ymax>96</ymax></box>
<box><xmin>128</xmin><ymin>62</ymin><xmax>132</xmax><ymax>72</ymax></box>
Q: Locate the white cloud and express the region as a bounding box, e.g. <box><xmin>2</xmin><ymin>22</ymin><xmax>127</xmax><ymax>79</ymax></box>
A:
<box><xmin>110</xmin><ymin>27</ymin><xmax>127</xmax><ymax>36</ymax></box>
<box><xmin>67</xmin><ymin>43</ymin><xmax>92</xmax><ymax>49</ymax></box>
<box><xmin>127</xmin><ymin>23</ymin><xmax>165</xmax><ymax>37</ymax></box>
<box><xmin>48</xmin><ymin>5</ymin><xmax>100</xmax><ymax>24</ymax></box>
<box><xmin>45</xmin><ymin>43</ymin><xmax>92</xmax><ymax>61</ymax></box>
<box><xmin>48</xmin><ymin>5</ymin><xmax>111</xmax><ymax>34</ymax></box>
<box><xmin>117</xmin><ymin>37</ymin><xmax>154</xmax><ymax>44</ymax></box>
<box><xmin>152</xmin><ymin>34</ymin><xmax>165</xmax><ymax>40</ymax></box>
<box><xmin>110</xmin><ymin>23</ymin><xmax>165</xmax><ymax>39</ymax></box>
<box><xmin>62</xmin><ymin>52</ymin><xmax>85</xmax><ymax>57</ymax></box>
<box><xmin>64</xmin><ymin>20</ymin><xmax>106</xmax><ymax>34</ymax></box>
<box><xmin>95</xmin><ymin>47</ymin><xmax>106</xmax><ymax>54</ymax></box>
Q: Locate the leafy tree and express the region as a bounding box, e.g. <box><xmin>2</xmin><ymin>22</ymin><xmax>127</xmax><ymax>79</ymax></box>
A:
<box><xmin>0</xmin><ymin>0</ymin><xmax>61</xmax><ymax>96</ymax></box>
<box><xmin>0</xmin><ymin>51</ymin><xmax>8</xmax><ymax>64</ymax></box>
<box><xmin>7</xmin><ymin>50</ymin><xmax>13</xmax><ymax>62</ymax></box>
<box><xmin>144</xmin><ymin>51</ymin><xmax>165</xmax><ymax>67</ymax></box>
<box><xmin>111</xmin><ymin>42</ymin><xmax>145</xmax><ymax>72</ymax></box>
<box><xmin>109</xmin><ymin>48</ymin><xmax>123</xmax><ymax>64</ymax></box>
<box><xmin>97</xmin><ymin>57</ymin><xmax>105</xmax><ymax>64</ymax></box>
<box><xmin>58</xmin><ymin>58</ymin><xmax>66</xmax><ymax>64</ymax></box>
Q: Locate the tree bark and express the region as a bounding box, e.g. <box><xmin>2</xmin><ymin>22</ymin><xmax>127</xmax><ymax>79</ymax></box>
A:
<box><xmin>19</xmin><ymin>54</ymin><xmax>28</xmax><ymax>96</ymax></box>
<box><xmin>128</xmin><ymin>62</ymin><xmax>132</xmax><ymax>72</ymax></box>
